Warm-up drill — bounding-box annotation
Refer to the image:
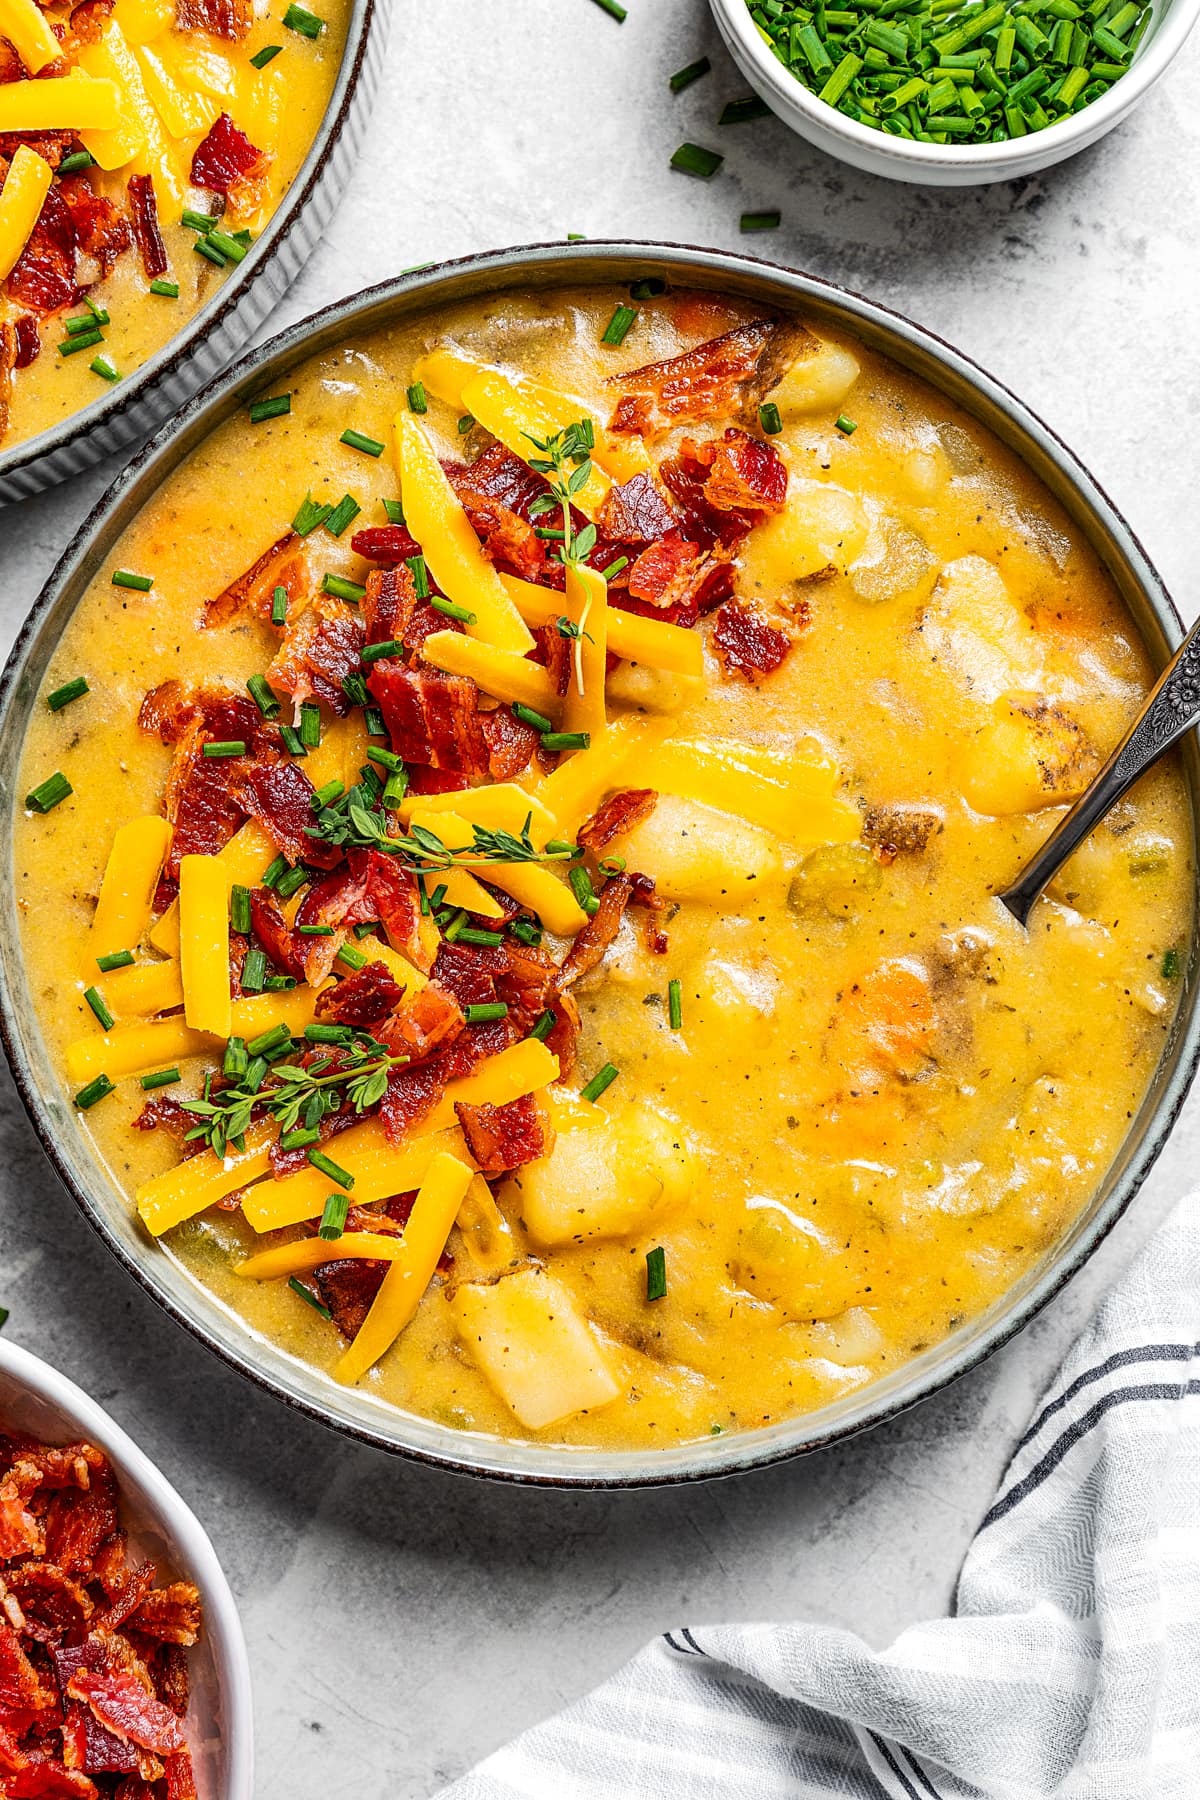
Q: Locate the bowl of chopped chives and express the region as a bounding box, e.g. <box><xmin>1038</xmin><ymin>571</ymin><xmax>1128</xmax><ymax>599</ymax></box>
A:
<box><xmin>709</xmin><ymin>0</ymin><xmax>1199</xmax><ymax>182</ymax></box>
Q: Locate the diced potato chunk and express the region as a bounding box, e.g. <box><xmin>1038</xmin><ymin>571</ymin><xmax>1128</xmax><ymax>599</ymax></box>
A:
<box><xmin>961</xmin><ymin>692</ymin><xmax>1095</xmax><ymax>816</ymax></box>
<box><xmin>611</xmin><ymin>793</ymin><xmax>782</xmax><ymax>905</ymax></box>
<box><xmin>742</xmin><ymin>479</ymin><xmax>868</xmax><ymax>584</ymax></box>
<box><xmin>507</xmin><ymin>1103</ymin><xmax>691</xmax><ymax>1246</ymax></box>
<box><xmin>919</xmin><ymin>556</ymin><xmax>1044</xmax><ymax>701</ymax></box>
<box><xmin>772</xmin><ymin>339</ymin><xmax>860</xmax><ymax>415</ymax></box>
<box><xmin>450</xmin><ymin>1268</ymin><xmax>621</xmax><ymax>1430</ymax></box>
<box><xmin>848</xmin><ymin>519</ymin><xmax>938</xmax><ymax>607</ymax></box>
<box><xmin>734</xmin><ymin>1197</ymin><xmax>874</xmax><ymax>1319</ymax></box>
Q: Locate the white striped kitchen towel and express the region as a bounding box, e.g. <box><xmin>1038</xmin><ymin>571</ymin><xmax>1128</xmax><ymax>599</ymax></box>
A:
<box><xmin>439</xmin><ymin>1186</ymin><xmax>1200</xmax><ymax>1800</ymax></box>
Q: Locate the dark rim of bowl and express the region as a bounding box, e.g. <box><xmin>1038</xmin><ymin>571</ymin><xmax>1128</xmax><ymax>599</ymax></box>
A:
<box><xmin>0</xmin><ymin>0</ymin><xmax>378</xmax><ymax>489</ymax></box>
<box><xmin>2</xmin><ymin>240</ymin><xmax>1197</xmax><ymax>1488</ymax></box>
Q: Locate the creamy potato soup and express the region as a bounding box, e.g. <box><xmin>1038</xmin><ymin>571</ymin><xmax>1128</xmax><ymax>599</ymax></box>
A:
<box><xmin>0</xmin><ymin>0</ymin><xmax>349</xmax><ymax>449</ymax></box>
<box><xmin>14</xmin><ymin>284</ymin><xmax>1193</xmax><ymax>1450</ymax></box>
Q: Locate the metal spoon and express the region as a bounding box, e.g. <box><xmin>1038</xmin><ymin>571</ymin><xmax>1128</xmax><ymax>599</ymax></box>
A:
<box><xmin>997</xmin><ymin>613</ymin><xmax>1200</xmax><ymax>927</ymax></box>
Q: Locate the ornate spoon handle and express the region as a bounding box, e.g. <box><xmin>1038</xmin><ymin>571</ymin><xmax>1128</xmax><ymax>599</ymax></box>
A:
<box><xmin>997</xmin><ymin>613</ymin><xmax>1200</xmax><ymax>927</ymax></box>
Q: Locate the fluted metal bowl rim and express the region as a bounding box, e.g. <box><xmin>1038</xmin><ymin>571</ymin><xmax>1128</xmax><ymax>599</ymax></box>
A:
<box><xmin>1</xmin><ymin>240</ymin><xmax>1196</xmax><ymax>1487</ymax></box>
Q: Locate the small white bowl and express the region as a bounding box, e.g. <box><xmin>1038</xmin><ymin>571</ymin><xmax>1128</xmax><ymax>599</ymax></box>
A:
<box><xmin>0</xmin><ymin>1338</ymin><xmax>253</xmax><ymax>1800</ymax></box>
<box><xmin>709</xmin><ymin>0</ymin><xmax>1200</xmax><ymax>184</ymax></box>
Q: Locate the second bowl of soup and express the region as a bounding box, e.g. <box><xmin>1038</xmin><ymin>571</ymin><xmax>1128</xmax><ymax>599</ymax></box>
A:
<box><xmin>1</xmin><ymin>244</ymin><xmax>1196</xmax><ymax>1482</ymax></box>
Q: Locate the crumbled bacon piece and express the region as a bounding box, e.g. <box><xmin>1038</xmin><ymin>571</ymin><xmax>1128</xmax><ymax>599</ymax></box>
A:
<box><xmin>93</xmin><ymin>1564</ymin><xmax>156</xmax><ymax>1636</ymax></box>
<box><xmin>479</xmin><ymin>705</ymin><xmax>538</xmax><ymax>781</ymax></box>
<box><xmin>66</xmin><ymin>1672</ymin><xmax>186</xmax><ymax>1758</ymax></box>
<box><xmin>233</xmin><ymin>760</ymin><xmax>342</xmax><ymax>870</ymax></box>
<box><xmin>5</xmin><ymin>184</ymin><xmax>77</xmax><ymax>315</ymax></box>
<box><xmin>360</xmin><ymin>853</ymin><xmax>432</xmax><ymax>970</ymax></box>
<box><xmin>379</xmin><ymin>1059</ymin><xmax>447</xmax><ymax>1147</ymax></box>
<box><xmin>58</xmin><ymin>178</ymin><xmax>130</xmax><ymax>278</ymax></box>
<box><xmin>367</xmin><ymin>662</ymin><xmax>488</xmax><ymax>776</ymax></box>
<box><xmin>453</xmin><ymin>487</ymin><xmax>546</xmax><ymax>582</ymax></box>
<box><xmin>125</xmin><ymin>175</ymin><xmax>167</xmax><ymax>282</ymax></box>
<box><xmin>247</xmin><ymin>889</ymin><xmax>303</xmax><ymax>980</ymax></box>
<box><xmin>607</xmin><ymin>317</ymin><xmax>809</xmax><ymax>437</ymax></box>
<box><xmin>430</xmin><ymin>940</ymin><xmax>506</xmax><ymax>1008</ymax></box>
<box><xmin>557</xmin><ymin>874</ymin><xmax>633</xmax><ymax>988</ymax></box>
<box><xmin>69</xmin><ymin>0</ymin><xmax>114</xmax><ymax>43</ymax></box>
<box><xmin>625</xmin><ymin>533</ymin><xmax>701</xmax><ymax>611</ymax></box>
<box><xmin>189</xmin><ymin>113</ymin><xmax>267</xmax><ymax>211</ymax></box>
<box><xmin>711</xmin><ymin>599</ymin><xmax>793</xmax><ymax>683</ymax></box>
<box><xmin>360</xmin><ymin>563</ymin><xmax>446</xmax><ymax>651</ymax></box>
<box><xmin>350</xmin><ymin>525</ymin><xmax>423</xmax><ymax>568</ymax></box>
<box><xmin>313</xmin><ymin>1259</ymin><xmax>385</xmax><ymax>1338</ymax></box>
<box><xmin>579</xmin><ymin>789</ymin><xmax>657</xmax><ymax>852</ymax></box>
<box><xmin>3</xmin><ymin>1564</ymin><xmax>92</xmax><ymax>1646</ymax></box>
<box><xmin>314</xmin><ymin>962</ymin><xmax>404</xmax><ymax>1029</ymax></box>
<box><xmin>455</xmin><ymin>1094</ymin><xmax>548</xmax><ymax>1174</ymax></box>
<box><xmin>377</xmin><ymin>983</ymin><xmax>463</xmax><ymax>1060</ymax></box>
<box><xmin>0</xmin><ymin>1617</ymin><xmax>54</xmax><ymax>1735</ymax></box>
<box><xmin>599</xmin><ymin>472</ymin><xmax>677</xmax><ymax>546</ymax></box>
<box><xmin>267</xmin><ymin>596</ymin><xmax>363</xmax><ymax>714</ymax></box>
<box><xmin>159</xmin><ymin>723</ymin><xmax>246</xmax><ymax>876</ymax></box>
<box><xmin>685</xmin><ymin>428</ymin><xmax>788</xmax><ymax>515</ymax></box>
<box><xmin>445</xmin><ymin>442</ymin><xmax>548</xmax><ymax>521</ymax></box>
<box><xmin>204</xmin><ymin>531</ymin><xmax>307</xmax><ymax>629</ymax></box>
<box><xmin>132</xmin><ymin>1100</ymin><xmax>204</xmax><ymax>1155</ymax></box>
<box><xmin>13</xmin><ymin>316</ymin><xmax>39</xmax><ymax>370</ymax></box>
<box><xmin>175</xmin><ymin>0</ymin><xmax>250</xmax><ymax>33</ymax></box>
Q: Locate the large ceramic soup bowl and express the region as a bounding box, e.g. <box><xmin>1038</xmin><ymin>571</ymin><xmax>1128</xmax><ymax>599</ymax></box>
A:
<box><xmin>1</xmin><ymin>242</ymin><xmax>1197</xmax><ymax>1486</ymax></box>
<box><xmin>0</xmin><ymin>0</ymin><xmax>383</xmax><ymax>504</ymax></box>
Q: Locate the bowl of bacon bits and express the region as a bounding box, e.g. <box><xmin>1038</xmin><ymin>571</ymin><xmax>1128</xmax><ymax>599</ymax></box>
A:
<box><xmin>0</xmin><ymin>1337</ymin><xmax>252</xmax><ymax>1800</ymax></box>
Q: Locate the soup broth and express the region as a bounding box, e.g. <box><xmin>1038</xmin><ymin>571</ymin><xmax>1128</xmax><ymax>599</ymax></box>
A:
<box><xmin>14</xmin><ymin>282</ymin><xmax>1193</xmax><ymax>1450</ymax></box>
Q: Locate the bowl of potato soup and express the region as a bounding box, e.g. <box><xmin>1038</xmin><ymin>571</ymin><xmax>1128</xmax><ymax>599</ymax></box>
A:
<box><xmin>0</xmin><ymin>241</ymin><xmax>1195</xmax><ymax>1484</ymax></box>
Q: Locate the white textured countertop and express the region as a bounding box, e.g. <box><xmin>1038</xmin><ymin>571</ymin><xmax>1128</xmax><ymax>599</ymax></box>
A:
<box><xmin>3</xmin><ymin>3</ymin><xmax>1199</xmax><ymax>1792</ymax></box>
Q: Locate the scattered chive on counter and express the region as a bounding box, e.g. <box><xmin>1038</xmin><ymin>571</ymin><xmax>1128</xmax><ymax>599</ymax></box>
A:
<box><xmin>742</xmin><ymin>0</ymin><xmax>1153</xmax><ymax>142</ymax></box>
<box><xmin>742</xmin><ymin>209</ymin><xmax>782</xmax><ymax>230</ymax></box>
<box><xmin>719</xmin><ymin>94</ymin><xmax>772</xmax><ymax>123</ymax></box>
<box><xmin>588</xmin><ymin>0</ymin><xmax>627</xmax><ymax>17</ymax></box>
<box><xmin>670</xmin><ymin>142</ymin><xmax>725</xmax><ymax>176</ymax></box>
<box><xmin>670</xmin><ymin>55</ymin><xmax>712</xmax><ymax>89</ymax></box>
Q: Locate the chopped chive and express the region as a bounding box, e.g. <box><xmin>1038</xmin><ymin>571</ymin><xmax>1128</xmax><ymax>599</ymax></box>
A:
<box><xmin>90</xmin><ymin>355</ymin><xmax>119</xmax><ymax>383</ymax></box>
<box><xmin>835</xmin><ymin>414</ymin><xmax>857</xmax><ymax>435</ymax></box>
<box><xmin>243</xmin><ymin>1055</ymin><xmax>268</xmax><ymax>1089</ymax></box>
<box><xmin>112</xmin><ymin>569</ymin><xmax>153</xmax><ymax>592</ymax></box>
<box><xmin>312</xmin><ymin>778</ymin><xmax>344</xmax><ymax>808</ymax></box>
<box><xmin>140</xmin><ymin>1068</ymin><xmax>181</xmax><ymax>1091</ymax></box>
<box><xmin>600</xmin><ymin>555</ymin><xmax>628</xmax><ymax>580</ymax></box>
<box><xmin>96</xmin><ymin>949</ymin><xmax>134</xmax><ymax>972</ymax></box>
<box><xmin>194</xmin><ymin>238</ymin><xmax>226</xmax><ymax>267</ymax></box>
<box><xmin>457</xmin><ymin>414</ymin><xmax>474</xmax><ymax>435</ymax></box>
<box><xmin>283</xmin><ymin>0</ymin><xmax>324</xmax><ymax>33</ymax></box>
<box><xmin>364</xmin><ymin>706</ymin><xmax>386</xmax><ymax>737</ymax></box>
<box><xmin>280</xmin><ymin>1125</ymin><xmax>321</xmax><ymax>1150</ymax></box>
<box><xmin>719</xmin><ymin>94</ymin><xmax>771</xmax><ymax>123</ymax></box>
<box><xmin>288</xmin><ymin>1276</ymin><xmax>332</xmax><ymax>1317</ymax></box>
<box><xmin>261</xmin><ymin>854</ymin><xmax>288</xmax><ymax>889</ymax></box>
<box><xmin>181</xmin><ymin>207</ymin><xmax>218</xmax><ymax>232</ymax></box>
<box><xmin>64</xmin><ymin>315</ymin><xmax>101</xmax><ymax>338</ymax></box>
<box><xmin>246</xmin><ymin>673</ymin><xmax>281</xmax><ymax>719</ymax></box>
<box><xmin>588</xmin><ymin>0</ymin><xmax>626</xmax><ymax>17</ymax></box>
<box><xmin>601</xmin><ymin>304</ymin><xmax>638</xmax><ymax>347</ymax></box>
<box><xmin>321</xmin><ymin>574</ymin><xmax>366</xmax><ymax>603</ymax></box>
<box><xmin>247</xmin><ymin>1022</ymin><xmax>292</xmax><ymax>1057</ymax></box>
<box><xmin>741</xmin><ymin>209</ymin><xmax>781</xmax><ymax>232</ymax></box>
<box><xmin>324</xmin><ymin>492</ymin><xmax>361</xmax><ymax>537</ymax></box>
<box><xmin>297</xmin><ymin>922</ymin><xmax>335</xmax><ymax>936</ymax></box>
<box><xmin>513</xmin><ymin>701</ymin><xmax>554</xmax><ymax>732</ymax></box>
<box><xmin>84</xmin><ymin>987</ymin><xmax>114</xmax><ymax>1030</ymax></box>
<box><xmin>58</xmin><ymin>150</ymin><xmax>96</xmax><ymax>174</ymax></box>
<box><xmin>361</xmin><ymin>638</ymin><xmax>403</xmax><ymax>664</ymax></box>
<box><xmin>230</xmin><ymin>884</ymin><xmax>252</xmax><ymax>935</ymax></box>
<box><xmin>318</xmin><ymin>1191</ymin><xmax>350</xmax><ymax>1239</ymax></box>
<box><xmin>383</xmin><ymin>498</ymin><xmax>406</xmax><ymax>524</ymax></box>
<box><xmin>382</xmin><ymin>770</ymin><xmax>407</xmax><ymax>807</ymax></box>
<box><xmin>307</xmin><ymin>1148</ymin><xmax>354</xmax><ymax>1189</ymax></box>
<box><xmin>464</xmin><ymin>1002</ymin><xmax>510</xmax><ymax>1024</ymax></box>
<box><xmin>1162</xmin><ymin>947</ymin><xmax>1181</xmax><ymax>979</ymax></box>
<box><xmin>275</xmin><ymin>864</ymin><xmax>309</xmax><ymax>900</ymax></box>
<box><xmin>407</xmin><ymin>555</ymin><xmax>430</xmax><ymax>600</ymax></box>
<box><xmin>58</xmin><ymin>330</ymin><xmax>103</xmax><ymax>357</ymax></box>
<box><xmin>208</xmin><ymin>229</ymin><xmax>249</xmax><ymax>264</ymax></box>
<box><xmin>293</xmin><ymin>493</ymin><xmax>332</xmax><ymax>536</ymax></box>
<box><xmin>47</xmin><ymin>676</ymin><xmax>89</xmax><ymax>711</ymax></box>
<box><xmin>670</xmin><ymin>142</ymin><xmax>724</xmax><ymax>177</ymax></box>
<box><xmin>541</xmin><ymin>730</ymin><xmax>590</xmax><ymax>752</ymax></box>
<box><xmin>569</xmin><ymin>865</ymin><xmax>598</xmax><ymax>915</ymax></box>
<box><xmin>645</xmin><ymin>1245</ymin><xmax>667</xmax><ymax>1302</ymax></box>
<box><xmin>430</xmin><ymin>596</ymin><xmax>477</xmax><ymax>625</ymax></box>
<box><xmin>224</xmin><ymin>1036</ymin><xmax>249</xmax><ymax>1079</ymax></box>
<box><xmin>669</xmin><ymin>56</ymin><xmax>711</xmax><ymax>91</ymax></box>
<box><xmin>271</xmin><ymin>584</ymin><xmax>289</xmax><ymax>625</ymax></box>
<box><xmin>241</xmin><ymin>947</ymin><xmax>267</xmax><ymax>993</ymax></box>
<box><xmin>365</xmin><ymin>745</ymin><xmax>403</xmax><ymax>772</ymax></box>
<box><xmin>279</xmin><ymin>723</ymin><xmax>305</xmax><ymax>756</ymax></box>
<box><xmin>249</xmin><ymin>393</ymin><xmax>291</xmax><ymax>424</ymax></box>
<box><xmin>581</xmin><ymin>1062</ymin><xmax>619</xmax><ymax>1103</ymax></box>
<box><xmin>352</xmin><ymin>919</ymin><xmax>379</xmax><ymax>939</ymax></box>
<box><xmin>74</xmin><ymin>1074</ymin><xmax>114</xmax><ymax>1109</ymax></box>
<box><xmin>668</xmin><ymin>978</ymin><xmax>683</xmax><ymax>1030</ymax></box>
<box><xmin>305</xmin><ymin>1023</ymin><xmax>353</xmax><ymax>1044</ymax></box>
<box><xmin>299</xmin><ymin>701</ymin><xmax>322</xmax><ymax>748</ymax></box>
<box><xmin>26</xmin><ymin>772</ymin><xmax>72</xmax><ymax>812</ymax></box>
<box><xmin>340</xmin><ymin>427</ymin><xmax>385</xmax><ymax>457</ymax></box>
<box><xmin>406</xmin><ymin>381</ymin><xmax>428</xmax><ymax>414</ymax></box>
<box><xmin>529</xmin><ymin>1007</ymin><xmax>557</xmax><ymax>1041</ymax></box>
<box><xmin>759</xmin><ymin>401</ymin><xmax>783</xmax><ymax>435</ymax></box>
<box><xmin>456</xmin><ymin>926</ymin><xmax>505</xmax><ymax>947</ymax></box>
<box><xmin>201</xmin><ymin>740</ymin><xmax>246</xmax><ymax>759</ymax></box>
<box><xmin>336</xmin><ymin>942</ymin><xmax>368</xmax><ymax>971</ymax></box>
<box><xmin>250</xmin><ymin>41</ymin><xmax>281</xmax><ymax>65</ymax></box>
<box><xmin>509</xmin><ymin>918</ymin><xmax>542</xmax><ymax>948</ymax></box>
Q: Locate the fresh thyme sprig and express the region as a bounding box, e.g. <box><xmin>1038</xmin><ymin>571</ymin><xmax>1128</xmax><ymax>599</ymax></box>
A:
<box><xmin>307</xmin><ymin>800</ymin><xmax>577</xmax><ymax>870</ymax></box>
<box><xmin>523</xmin><ymin>421</ymin><xmax>598</xmax><ymax>570</ymax></box>
<box><xmin>181</xmin><ymin>1030</ymin><xmax>406</xmax><ymax>1158</ymax></box>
